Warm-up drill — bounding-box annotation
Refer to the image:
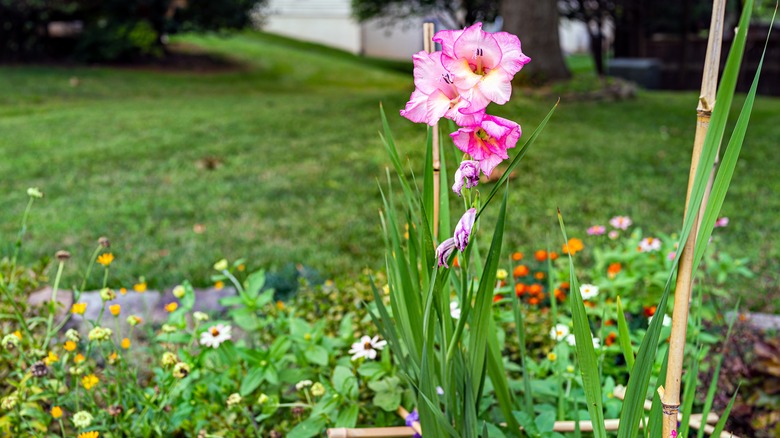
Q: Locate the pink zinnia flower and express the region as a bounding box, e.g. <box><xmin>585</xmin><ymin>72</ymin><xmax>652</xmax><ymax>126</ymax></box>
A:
<box><xmin>608</xmin><ymin>230</ymin><xmax>620</xmax><ymax>240</ymax></box>
<box><xmin>714</xmin><ymin>217</ymin><xmax>729</xmax><ymax>228</ymax></box>
<box><xmin>609</xmin><ymin>216</ymin><xmax>632</xmax><ymax>230</ymax></box>
<box><xmin>450</xmin><ymin>114</ymin><xmax>521</xmax><ymax>176</ymax></box>
<box><xmin>667</xmin><ymin>251</ymin><xmax>676</xmax><ymax>260</ymax></box>
<box><xmin>587</xmin><ymin>225</ymin><xmax>606</xmax><ymax>236</ymax></box>
<box><xmin>400</xmin><ymin>51</ymin><xmax>483</xmax><ymax>126</ymax></box>
<box><xmin>638</xmin><ymin>237</ymin><xmax>661</xmax><ymax>253</ymax></box>
<box><xmin>434</xmin><ymin>22</ymin><xmax>530</xmax><ymax>114</ymax></box>
<box><xmin>452</xmin><ymin>160</ymin><xmax>480</xmax><ymax>196</ymax></box>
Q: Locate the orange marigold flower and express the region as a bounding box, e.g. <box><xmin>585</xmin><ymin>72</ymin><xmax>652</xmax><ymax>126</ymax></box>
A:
<box><xmin>549</xmin><ymin>252</ymin><xmax>559</xmax><ymax>260</ymax></box>
<box><xmin>513</xmin><ymin>265</ymin><xmax>529</xmax><ymax>277</ymax></box>
<box><xmin>605</xmin><ymin>319</ymin><xmax>616</xmax><ymax>326</ymax></box>
<box><xmin>71</xmin><ymin>302</ymin><xmax>87</xmax><ymax>315</ymax></box>
<box><xmin>51</xmin><ymin>406</ymin><xmax>63</xmax><ymax>419</ymax></box>
<box><xmin>528</xmin><ymin>284</ymin><xmax>543</xmax><ymax>295</ymax></box>
<box><xmin>560</xmin><ymin>281</ymin><xmax>570</xmax><ymax>290</ymax></box>
<box><xmin>214</xmin><ymin>280</ymin><xmax>224</xmax><ymax>290</ymax></box>
<box><xmin>644</xmin><ymin>306</ymin><xmax>657</xmax><ymax>317</ymax></box>
<box><xmin>528</xmin><ymin>297</ymin><xmax>540</xmax><ymax>305</ymax></box>
<box><xmin>554</xmin><ymin>288</ymin><xmax>566</xmax><ymax>302</ymax></box>
<box><xmin>121</xmin><ymin>338</ymin><xmax>131</xmax><ymax>349</ymax></box>
<box><xmin>96</xmin><ymin>253</ymin><xmax>114</xmax><ymax>267</ymax></box>
<box><xmin>493</xmin><ymin>294</ymin><xmax>503</xmax><ymax>304</ymax></box>
<box><xmin>511</xmin><ymin>252</ymin><xmax>523</xmax><ymax>261</ymax></box>
<box><xmin>562</xmin><ymin>238</ymin><xmax>584</xmax><ymax>255</ymax></box>
<box><xmin>64</xmin><ymin>341</ymin><xmax>77</xmax><ymax>352</ymax></box>
<box><xmin>605</xmin><ymin>332</ymin><xmax>618</xmax><ymax>347</ymax></box>
<box><xmin>453</xmin><ymin>256</ymin><xmax>459</xmax><ymax>268</ymax></box>
<box><xmin>119</xmin><ymin>287</ymin><xmax>127</xmax><ymax>295</ymax></box>
<box><xmin>515</xmin><ymin>283</ymin><xmax>526</xmax><ymax>296</ymax></box>
<box><xmin>109</xmin><ymin>304</ymin><xmax>121</xmax><ymax>316</ymax></box>
<box><xmin>534</xmin><ymin>250</ymin><xmax>548</xmax><ymax>262</ymax></box>
<box><xmin>74</xmin><ymin>353</ymin><xmax>85</xmax><ymax>364</ymax></box>
<box><xmin>534</xmin><ymin>271</ymin><xmax>546</xmax><ymax>280</ymax></box>
<box><xmin>164</xmin><ymin>302</ymin><xmax>178</xmax><ymax>313</ymax></box>
<box><xmin>607</xmin><ymin>262</ymin><xmax>622</xmax><ymax>279</ymax></box>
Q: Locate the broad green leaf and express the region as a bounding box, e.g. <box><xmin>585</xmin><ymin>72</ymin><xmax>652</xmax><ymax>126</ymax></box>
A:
<box><xmin>332</xmin><ymin>366</ymin><xmax>358</xmax><ymax>399</ymax></box>
<box><xmin>335</xmin><ymin>404</ymin><xmax>360</xmax><ymax>428</ymax></box>
<box><xmin>240</xmin><ymin>367</ymin><xmax>265</xmax><ymax>396</ymax></box>
<box><xmin>558</xmin><ymin>210</ymin><xmax>606</xmax><ymax>438</ymax></box>
<box><xmin>245</xmin><ymin>269</ymin><xmax>266</xmax><ymax>299</ymax></box>
<box><xmin>305</xmin><ymin>345</ymin><xmax>329</xmax><ymax>366</ymax></box>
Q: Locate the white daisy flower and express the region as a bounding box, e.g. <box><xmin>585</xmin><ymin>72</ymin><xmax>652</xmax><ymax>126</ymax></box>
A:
<box><xmin>648</xmin><ymin>313</ymin><xmax>672</xmax><ymax>327</ymax></box>
<box><xmin>638</xmin><ymin>237</ymin><xmax>662</xmax><ymax>252</ymax></box>
<box><xmin>450</xmin><ymin>301</ymin><xmax>461</xmax><ymax>319</ymax></box>
<box><xmin>200</xmin><ymin>324</ymin><xmax>232</xmax><ymax>348</ymax></box>
<box><xmin>580</xmin><ymin>284</ymin><xmax>599</xmax><ymax>300</ymax></box>
<box><xmin>565</xmin><ymin>333</ymin><xmax>601</xmax><ymax>349</ymax></box>
<box><xmin>348</xmin><ymin>335</ymin><xmax>387</xmax><ymax>361</ymax></box>
<box><xmin>550</xmin><ymin>324</ymin><xmax>570</xmax><ymax>341</ymax></box>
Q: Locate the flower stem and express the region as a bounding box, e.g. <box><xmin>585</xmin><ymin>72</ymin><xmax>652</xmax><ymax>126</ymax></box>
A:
<box><xmin>41</xmin><ymin>260</ymin><xmax>66</xmax><ymax>350</ymax></box>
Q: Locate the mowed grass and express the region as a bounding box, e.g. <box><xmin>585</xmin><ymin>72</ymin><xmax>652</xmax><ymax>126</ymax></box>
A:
<box><xmin>0</xmin><ymin>32</ymin><xmax>778</xmax><ymax>310</ymax></box>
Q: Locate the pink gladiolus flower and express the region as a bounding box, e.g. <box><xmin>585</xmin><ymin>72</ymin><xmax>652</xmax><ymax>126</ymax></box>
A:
<box><xmin>434</xmin><ymin>22</ymin><xmax>530</xmax><ymax>114</ymax></box>
<box><xmin>450</xmin><ymin>114</ymin><xmax>521</xmax><ymax>176</ymax></box>
<box><xmin>400</xmin><ymin>51</ymin><xmax>483</xmax><ymax>126</ymax></box>
<box><xmin>714</xmin><ymin>217</ymin><xmax>729</xmax><ymax>228</ymax></box>
<box><xmin>454</xmin><ymin>208</ymin><xmax>476</xmax><ymax>251</ymax></box>
<box><xmin>587</xmin><ymin>225</ymin><xmax>606</xmax><ymax>236</ymax></box>
<box><xmin>452</xmin><ymin>160</ymin><xmax>480</xmax><ymax>196</ymax></box>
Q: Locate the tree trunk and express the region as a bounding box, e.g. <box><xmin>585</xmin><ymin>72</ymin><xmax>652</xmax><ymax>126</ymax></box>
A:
<box><xmin>501</xmin><ymin>0</ymin><xmax>570</xmax><ymax>82</ymax></box>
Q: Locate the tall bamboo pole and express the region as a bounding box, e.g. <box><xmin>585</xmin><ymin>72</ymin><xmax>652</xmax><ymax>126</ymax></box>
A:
<box><xmin>661</xmin><ymin>0</ymin><xmax>727</xmax><ymax>436</ymax></box>
<box><xmin>423</xmin><ymin>23</ymin><xmax>440</xmax><ymax>239</ymax></box>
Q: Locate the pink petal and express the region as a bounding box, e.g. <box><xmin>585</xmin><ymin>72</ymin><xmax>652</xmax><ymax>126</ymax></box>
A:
<box><xmin>492</xmin><ymin>32</ymin><xmax>531</xmax><ymax>76</ymax></box>
<box><xmin>432</xmin><ymin>29</ymin><xmax>464</xmax><ymax>58</ymax></box>
<box><xmin>426</xmin><ymin>89</ymin><xmax>455</xmax><ymax>126</ymax></box>
<box><xmin>452</xmin><ymin>23</ymin><xmax>502</xmax><ymax>70</ymax></box>
<box><xmin>442</xmin><ymin>56</ymin><xmax>482</xmax><ymax>90</ymax></box>
<box><xmin>412</xmin><ymin>51</ymin><xmax>450</xmax><ymax>95</ymax></box>
<box><xmin>476</xmin><ymin>68</ymin><xmax>513</xmax><ymax>105</ymax></box>
<box><xmin>400</xmin><ymin>89</ymin><xmax>430</xmax><ymax>123</ymax></box>
<box><xmin>479</xmin><ymin>154</ymin><xmax>505</xmax><ymax>177</ymax></box>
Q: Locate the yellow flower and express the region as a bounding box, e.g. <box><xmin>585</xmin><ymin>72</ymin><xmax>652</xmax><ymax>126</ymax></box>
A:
<box><xmin>127</xmin><ymin>315</ymin><xmax>142</xmax><ymax>326</ymax></box>
<box><xmin>213</xmin><ymin>259</ymin><xmax>228</xmax><ymax>271</ymax></box>
<box><xmin>74</xmin><ymin>353</ymin><xmax>85</xmax><ymax>364</ymax></box>
<box><xmin>71</xmin><ymin>302</ymin><xmax>87</xmax><ymax>315</ymax></box>
<box><xmin>109</xmin><ymin>304</ymin><xmax>121</xmax><ymax>316</ymax></box>
<box><xmin>44</xmin><ymin>351</ymin><xmax>59</xmax><ymax>365</ymax></box>
<box><xmin>214</xmin><ymin>280</ymin><xmax>224</xmax><ymax>290</ymax></box>
<box><xmin>547</xmin><ymin>352</ymin><xmax>557</xmax><ymax>362</ymax></box>
<box><xmin>133</xmin><ymin>282</ymin><xmax>147</xmax><ymax>293</ymax></box>
<box><xmin>96</xmin><ymin>253</ymin><xmax>114</xmax><ymax>267</ymax></box>
<box><xmin>237</xmin><ymin>264</ymin><xmax>245</xmax><ymax>272</ymax></box>
<box><xmin>108</xmin><ymin>352</ymin><xmax>118</xmax><ymax>364</ymax></box>
<box><xmin>496</xmin><ymin>269</ymin><xmax>508</xmax><ymax>280</ymax></box>
<box><xmin>78</xmin><ymin>432</ymin><xmax>99</xmax><ymax>438</ymax></box>
<box><xmin>12</xmin><ymin>330</ymin><xmax>22</xmax><ymax>340</ymax></box>
<box><xmin>119</xmin><ymin>287</ymin><xmax>127</xmax><ymax>295</ymax></box>
<box><xmin>275</xmin><ymin>301</ymin><xmax>285</xmax><ymax>311</ymax></box>
<box><xmin>164</xmin><ymin>302</ymin><xmax>178</xmax><ymax>313</ymax></box>
<box><xmin>51</xmin><ymin>406</ymin><xmax>63</xmax><ymax>419</ymax></box>
<box><xmin>81</xmin><ymin>374</ymin><xmax>99</xmax><ymax>390</ymax></box>
<box><xmin>64</xmin><ymin>341</ymin><xmax>77</xmax><ymax>352</ymax></box>
<box><xmin>121</xmin><ymin>338</ymin><xmax>131</xmax><ymax>349</ymax></box>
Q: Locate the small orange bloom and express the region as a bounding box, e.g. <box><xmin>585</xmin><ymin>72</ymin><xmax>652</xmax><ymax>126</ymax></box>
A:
<box><xmin>515</xmin><ymin>283</ymin><xmax>526</xmax><ymax>296</ymax></box>
<box><xmin>554</xmin><ymin>288</ymin><xmax>566</xmax><ymax>302</ymax></box>
<box><xmin>71</xmin><ymin>302</ymin><xmax>87</xmax><ymax>315</ymax></box>
<box><xmin>133</xmin><ymin>282</ymin><xmax>147</xmax><ymax>293</ymax></box>
<box><xmin>534</xmin><ymin>250</ymin><xmax>548</xmax><ymax>262</ymax></box>
<box><xmin>453</xmin><ymin>256</ymin><xmax>459</xmax><ymax>268</ymax></box>
<box><xmin>119</xmin><ymin>287</ymin><xmax>128</xmax><ymax>295</ymax></box>
<box><xmin>79</xmin><ymin>432</ymin><xmax>99</xmax><ymax>438</ymax></box>
<box><xmin>109</xmin><ymin>304</ymin><xmax>121</xmax><ymax>316</ymax></box>
<box><xmin>549</xmin><ymin>252</ymin><xmax>559</xmax><ymax>260</ymax></box>
<box><xmin>562</xmin><ymin>238</ymin><xmax>584</xmax><ymax>255</ymax></box>
<box><xmin>560</xmin><ymin>281</ymin><xmax>570</xmax><ymax>290</ymax></box>
<box><xmin>74</xmin><ymin>353</ymin><xmax>85</xmax><ymax>364</ymax></box>
<box><xmin>238</xmin><ymin>264</ymin><xmax>246</xmax><ymax>272</ymax></box>
<box><xmin>121</xmin><ymin>338</ymin><xmax>131</xmax><ymax>349</ymax></box>
<box><xmin>534</xmin><ymin>271</ymin><xmax>545</xmax><ymax>280</ymax></box>
<box><xmin>528</xmin><ymin>284</ymin><xmax>543</xmax><ymax>295</ymax></box>
<box><xmin>513</xmin><ymin>265</ymin><xmax>529</xmax><ymax>277</ymax></box>
<box><xmin>51</xmin><ymin>406</ymin><xmax>63</xmax><ymax>419</ymax></box>
<box><xmin>511</xmin><ymin>252</ymin><xmax>523</xmax><ymax>261</ymax></box>
<box><xmin>528</xmin><ymin>297</ymin><xmax>540</xmax><ymax>305</ymax></box>
<box><xmin>164</xmin><ymin>302</ymin><xmax>178</xmax><ymax>313</ymax></box>
<box><xmin>64</xmin><ymin>341</ymin><xmax>77</xmax><ymax>352</ymax></box>
<box><xmin>493</xmin><ymin>294</ymin><xmax>503</xmax><ymax>304</ymax></box>
<box><xmin>644</xmin><ymin>306</ymin><xmax>657</xmax><ymax>317</ymax></box>
<box><xmin>607</xmin><ymin>262</ymin><xmax>622</xmax><ymax>279</ymax></box>
<box><xmin>605</xmin><ymin>332</ymin><xmax>617</xmax><ymax>347</ymax></box>
<box><xmin>605</xmin><ymin>319</ymin><xmax>615</xmax><ymax>326</ymax></box>
<box><xmin>214</xmin><ymin>280</ymin><xmax>224</xmax><ymax>290</ymax></box>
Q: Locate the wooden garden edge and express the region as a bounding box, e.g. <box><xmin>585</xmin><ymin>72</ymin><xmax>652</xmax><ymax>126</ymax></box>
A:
<box><xmin>325</xmin><ymin>387</ymin><xmax>740</xmax><ymax>437</ymax></box>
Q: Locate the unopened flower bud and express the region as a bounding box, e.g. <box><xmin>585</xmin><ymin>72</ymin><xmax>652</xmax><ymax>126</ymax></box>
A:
<box><xmin>27</xmin><ymin>187</ymin><xmax>43</xmax><ymax>198</ymax></box>
<box><xmin>172</xmin><ymin>285</ymin><xmax>186</xmax><ymax>299</ymax></box>
<box><xmin>55</xmin><ymin>250</ymin><xmax>71</xmax><ymax>261</ymax></box>
<box><xmin>99</xmin><ymin>288</ymin><xmax>116</xmax><ymax>301</ymax></box>
<box><xmin>98</xmin><ymin>236</ymin><xmax>110</xmax><ymax>248</ymax></box>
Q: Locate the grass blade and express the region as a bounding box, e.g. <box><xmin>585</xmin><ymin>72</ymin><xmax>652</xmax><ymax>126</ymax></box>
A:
<box><xmin>678</xmin><ymin>348</ymin><xmax>702</xmax><ymax>437</ymax></box>
<box><xmin>616</xmin><ymin>297</ymin><xmax>635</xmax><ymax>371</ymax></box>
<box><xmin>709</xmin><ymin>383</ymin><xmax>740</xmax><ymax>438</ymax></box>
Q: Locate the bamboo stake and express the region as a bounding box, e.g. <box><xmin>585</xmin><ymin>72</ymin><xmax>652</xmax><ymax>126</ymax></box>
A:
<box><xmin>423</xmin><ymin>22</ymin><xmax>440</xmax><ymax>239</ymax></box>
<box><xmin>662</xmin><ymin>0</ymin><xmax>728</xmax><ymax>436</ymax></box>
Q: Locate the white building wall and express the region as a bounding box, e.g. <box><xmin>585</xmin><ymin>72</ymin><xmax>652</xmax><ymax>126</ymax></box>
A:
<box><xmin>360</xmin><ymin>18</ymin><xmax>425</xmax><ymax>60</ymax></box>
<box><xmin>263</xmin><ymin>0</ymin><xmax>362</xmax><ymax>53</ymax></box>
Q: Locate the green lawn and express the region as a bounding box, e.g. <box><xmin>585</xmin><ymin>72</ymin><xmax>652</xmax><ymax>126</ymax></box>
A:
<box><xmin>1</xmin><ymin>32</ymin><xmax>778</xmax><ymax>310</ymax></box>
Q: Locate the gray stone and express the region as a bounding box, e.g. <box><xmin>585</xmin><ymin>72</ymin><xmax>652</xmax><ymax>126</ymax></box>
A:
<box><xmin>608</xmin><ymin>58</ymin><xmax>662</xmax><ymax>90</ymax></box>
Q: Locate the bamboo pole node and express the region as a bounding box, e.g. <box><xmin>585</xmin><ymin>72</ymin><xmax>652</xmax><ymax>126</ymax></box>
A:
<box><xmin>662</xmin><ymin>403</ymin><xmax>679</xmax><ymax>416</ymax></box>
<box><xmin>699</xmin><ymin>96</ymin><xmax>712</xmax><ymax>112</ymax></box>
